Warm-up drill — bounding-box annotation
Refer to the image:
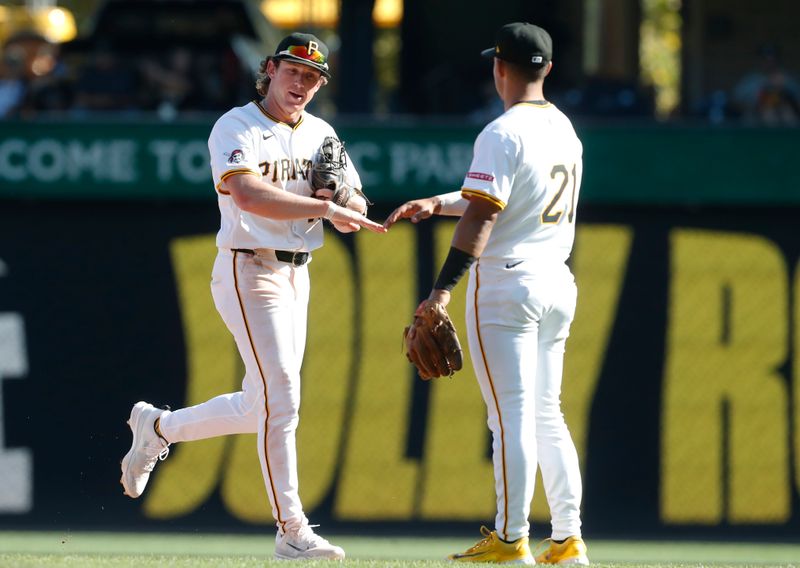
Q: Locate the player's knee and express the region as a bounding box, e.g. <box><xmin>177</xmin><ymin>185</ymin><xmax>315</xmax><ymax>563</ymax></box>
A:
<box><xmin>535</xmin><ymin>408</ymin><xmax>566</xmax><ymax>431</ymax></box>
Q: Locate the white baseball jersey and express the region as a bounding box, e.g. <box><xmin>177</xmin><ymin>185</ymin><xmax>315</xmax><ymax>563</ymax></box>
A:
<box><xmin>157</xmin><ymin>100</ymin><xmax>364</xmax><ymax>535</ymax></box>
<box><xmin>461</xmin><ymin>101</ymin><xmax>583</xmax><ymax>265</ymax></box>
<box><xmin>460</xmin><ymin>101</ymin><xmax>585</xmax><ymax>543</ymax></box>
<box><xmin>208</xmin><ymin>100</ymin><xmax>362</xmax><ymax>252</ymax></box>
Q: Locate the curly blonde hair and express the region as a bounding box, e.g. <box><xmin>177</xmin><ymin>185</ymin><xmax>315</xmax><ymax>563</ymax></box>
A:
<box><xmin>255</xmin><ymin>57</ymin><xmax>274</xmax><ymax>97</ymax></box>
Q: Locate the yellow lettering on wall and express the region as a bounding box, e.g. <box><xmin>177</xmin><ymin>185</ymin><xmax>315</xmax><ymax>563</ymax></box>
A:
<box><xmin>145</xmin><ymin>235</ymin><xmax>237</xmax><ymax>519</ymax></box>
<box><xmin>534</xmin><ymin>225</ymin><xmax>633</xmax><ymax>520</ymax></box>
<box><xmin>334</xmin><ymin>224</ymin><xmax>418</xmax><ymax>519</ymax></box>
<box><xmin>662</xmin><ymin>229</ymin><xmax>789</xmax><ymax>524</ymax></box>
<box><xmin>418</xmin><ymin>221</ymin><xmax>494</xmax><ymax>520</ymax></box>
<box><xmin>297</xmin><ymin>231</ymin><xmax>355</xmax><ymax>510</ymax></box>
<box><xmin>220</xmin><ymin>402</ymin><xmax>269</xmax><ymax>522</ymax></box>
<box><xmin>796</xmin><ymin>257</ymin><xmax>800</xmax><ymax>500</ymax></box>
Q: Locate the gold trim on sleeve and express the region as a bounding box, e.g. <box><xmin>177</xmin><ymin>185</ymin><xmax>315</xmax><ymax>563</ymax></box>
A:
<box><xmin>461</xmin><ymin>188</ymin><xmax>506</xmax><ymax>210</ymax></box>
<box><xmin>216</xmin><ymin>169</ymin><xmax>260</xmax><ymax>195</ymax></box>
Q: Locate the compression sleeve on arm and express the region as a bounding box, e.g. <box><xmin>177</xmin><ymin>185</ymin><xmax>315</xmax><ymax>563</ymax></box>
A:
<box><xmin>436</xmin><ymin>191</ymin><xmax>469</xmax><ymax>216</ymax></box>
<box><xmin>433</xmin><ymin>246</ymin><xmax>477</xmax><ymax>292</ymax></box>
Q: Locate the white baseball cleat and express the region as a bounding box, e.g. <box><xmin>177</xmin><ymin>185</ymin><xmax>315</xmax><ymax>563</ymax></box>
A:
<box><xmin>274</xmin><ymin>524</ymin><xmax>345</xmax><ymax>560</ymax></box>
<box><xmin>120</xmin><ymin>401</ymin><xmax>170</xmax><ymax>498</ymax></box>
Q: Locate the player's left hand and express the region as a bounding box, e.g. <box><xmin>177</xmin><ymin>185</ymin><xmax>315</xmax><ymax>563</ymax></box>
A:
<box><xmin>313</xmin><ymin>187</ymin><xmax>335</xmax><ymax>200</ymax></box>
<box><xmin>426</xmin><ymin>289</ymin><xmax>451</xmax><ymax>309</ymax></box>
<box><xmin>404</xmin><ymin>298</ymin><xmax>463</xmax><ymax>380</ymax></box>
<box><xmin>311</xmin><ymin>136</ymin><xmax>372</xmax><ymax>217</ymax></box>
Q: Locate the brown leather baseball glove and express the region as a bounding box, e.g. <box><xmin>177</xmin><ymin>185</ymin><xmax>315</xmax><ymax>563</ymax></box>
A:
<box><xmin>403</xmin><ymin>300</ymin><xmax>463</xmax><ymax>380</ymax></box>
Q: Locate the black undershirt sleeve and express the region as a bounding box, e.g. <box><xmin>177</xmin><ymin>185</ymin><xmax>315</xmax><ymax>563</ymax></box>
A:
<box><xmin>433</xmin><ymin>246</ymin><xmax>477</xmax><ymax>291</ymax></box>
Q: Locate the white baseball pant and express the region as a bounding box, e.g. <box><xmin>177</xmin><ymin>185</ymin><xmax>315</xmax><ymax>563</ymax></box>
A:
<box><xmin>466</xmin><ymin>259</ymin><xmax>583</xmax><ymax>542</ymax></box>
<box><xmin>158</xmin><ymin>248</ymin><xmax>310</xmax><ymax>531</ymax></box>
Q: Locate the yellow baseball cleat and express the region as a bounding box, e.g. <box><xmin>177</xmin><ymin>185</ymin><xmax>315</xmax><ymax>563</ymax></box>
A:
<box><xmin>447</xmin><ymin>526</ymin><xmax>534</xmax><ymax>564</ymax></box>
<box><xmin>534</xmin><ymin>536</ymin><xmax>589</xmax><ymax>565</ymax></box>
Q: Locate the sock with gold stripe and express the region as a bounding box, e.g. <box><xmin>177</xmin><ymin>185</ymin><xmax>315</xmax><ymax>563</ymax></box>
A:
<box><xmin>153</xmin><ymin>417</ymin><xmax>169</xmax><ymax>443</ymax></box>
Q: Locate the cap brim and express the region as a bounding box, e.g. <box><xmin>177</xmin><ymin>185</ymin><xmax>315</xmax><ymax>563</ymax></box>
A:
<box><xmin>273</xmin><ymin>54</ymin><xmax>331</xmax><ymax>78</ymax></box>
<box><xmin>480</xmin><ymin>47</ymin><xmax>496</xmax><ymax>59</ymax></box>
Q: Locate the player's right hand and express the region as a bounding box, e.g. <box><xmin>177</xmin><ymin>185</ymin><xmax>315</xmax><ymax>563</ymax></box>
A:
<box><xmin>384</xmin><ymin>197</ymin><xmax>439</xmax><ymax>229</ymax></box>
<box><xmin>329</xmin><ymin>203</ymin><xmax>386</xmax><ymax>234</ymax></box>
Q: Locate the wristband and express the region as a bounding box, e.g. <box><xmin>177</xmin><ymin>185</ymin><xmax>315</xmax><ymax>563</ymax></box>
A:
<box><xmin>436</xmin><ymin>191</ymin><xmax>467</xmax><ymax>216</ymax></box>
<box><xmin>433</xmin><ymin>247</ymin><xmax>476</xmax><ymax>291</ymax></box>
<box><xmin>324</xmin><ymin>201</ymin><xmax>337</xmax><ymax>220</ymax></box>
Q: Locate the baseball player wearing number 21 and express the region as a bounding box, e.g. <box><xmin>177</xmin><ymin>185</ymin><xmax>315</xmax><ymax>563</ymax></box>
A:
<box><xmin>120</xmin><ymin>32</ymin><xmax>385</xmax><ymax>560</ymax></box>
<box><xmin>385</xmin><ymin>23</ymin><xmax>589</xmax><ymax>565</ymax></box>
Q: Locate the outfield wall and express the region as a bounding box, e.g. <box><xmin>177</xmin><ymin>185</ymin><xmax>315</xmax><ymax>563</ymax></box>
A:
<box><xmin>0</xmin><ymin>121</ymin><xmax>798</xmax><ymax>538</ymax></box>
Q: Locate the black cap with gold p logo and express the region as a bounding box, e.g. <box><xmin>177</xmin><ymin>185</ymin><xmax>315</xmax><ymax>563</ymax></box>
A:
<box><xmin>272</xmin><ymin>32</ymin><xmax>331</xmax><ymax>78</ymax></box>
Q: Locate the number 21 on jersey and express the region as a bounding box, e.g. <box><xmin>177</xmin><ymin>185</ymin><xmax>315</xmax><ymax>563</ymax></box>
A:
<box><xmin>541</xmin><ymin>163</ymin><xmax>578</xmax><ymax>224</ymax></box>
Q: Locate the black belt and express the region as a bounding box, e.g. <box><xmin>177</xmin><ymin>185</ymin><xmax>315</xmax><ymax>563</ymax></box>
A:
<box><xmin>232</xmin><ymin>248</ymin><xmax>310</xmax><ymax>266</ymax></box>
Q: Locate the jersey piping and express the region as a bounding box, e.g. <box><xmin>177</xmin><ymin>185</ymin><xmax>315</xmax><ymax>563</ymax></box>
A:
<box><xmin>232</xmin><ymin>251</ymin><xmax>284</xmax><ymax>530</ymax></box>
<box><xmin>513</xmin><ymin>101</ymin><xmax>554</xmax><ymax>109</ymax></box>
<box><xmin>462</xmin><ymin>188</ymin><xmax>507</xmax><ymax>210</ymax></box>
<box><xmin>254</xmin><ymin>100</ymin><xmax>304</xmax><ymax>130</ymax></box>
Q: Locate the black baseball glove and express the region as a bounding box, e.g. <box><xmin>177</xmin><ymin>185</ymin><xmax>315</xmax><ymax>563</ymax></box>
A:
<box><xmin>311</xmin><ymin>136</ymin><xmax>372</xmax><ymax>214</ymax></box>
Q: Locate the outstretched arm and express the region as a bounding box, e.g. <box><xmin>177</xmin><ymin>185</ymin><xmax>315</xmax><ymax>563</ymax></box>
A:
<box><xmin>428</xmin><ymin>196</ymin><xmax>500</xmax><ymax>306</ymax></box>
<box><xmin>224</xmin><ymin>173</ymin><xmax>386</xmax><ymax>233</ymax></box>
<box><xmin>383</xmin><ymin>191</ymin><xmax>468</xmax><ymax>229</ymax></box>
<box><xmin>402</xmin><ymin>196</ymin><xmax>499</xmax><ymax>380</ymax></box>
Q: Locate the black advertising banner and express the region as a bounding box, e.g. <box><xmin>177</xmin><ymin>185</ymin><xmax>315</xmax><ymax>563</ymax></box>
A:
<box><xmin>1</xmin><ymin>200</ymin><xmax>798</xmax><ymax>539</ymax></box>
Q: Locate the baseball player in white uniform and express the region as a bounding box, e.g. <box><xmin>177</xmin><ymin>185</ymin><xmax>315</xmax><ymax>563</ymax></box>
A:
<box><xmin>385</xmin><ymin>23</ymin><xmax>589</xmax><ymax>565</ymax></box>
<box><xmin>120</xmin><ymin>32</ymin><xmax>385</xmax><ymax>560</ymax></box>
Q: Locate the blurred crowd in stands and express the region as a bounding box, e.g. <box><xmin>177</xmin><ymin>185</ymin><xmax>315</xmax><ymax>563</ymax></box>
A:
<box><xmin>2</xmin><ymin>29</ymin><xmax>799</xmax><ymax>125</ymax></box>
<box><xmin>0</xmin><ymin>30</ymin><xmax>252</xmax><ymax>120</ymax></box>
<box><xmin>696</xmin><ymin>44</ymin><xmax>800</xmax><ymax>126</ymax></box>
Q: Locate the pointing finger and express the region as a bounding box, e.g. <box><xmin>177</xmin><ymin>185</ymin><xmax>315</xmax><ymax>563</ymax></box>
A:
<box><xmin>383</xmin><ymin>207</ymin><xmax>406</xmax><ymax>229</ymax></box>
<box><xmin>360</xmin><ymin>217</ymin><xmax>388</xmax><ymax>233</ymax></box>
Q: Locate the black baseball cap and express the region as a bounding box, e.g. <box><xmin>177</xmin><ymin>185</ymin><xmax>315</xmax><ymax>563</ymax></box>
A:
<box><xmin>481</xmin><ymin>22</ymin><xmax>552</xmax><ymax>67</ymax></box>
<box><xmin>272</xmin><ymin>32</ymin><xmax>331</xmax><ymax>78</ymax></box>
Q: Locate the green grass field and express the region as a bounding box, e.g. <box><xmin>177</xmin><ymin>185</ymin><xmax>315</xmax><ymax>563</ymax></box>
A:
<box><xmin>0</xmin><ymin>531</ymin><xmax>798</xmax><ymax>567</ymax></box>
